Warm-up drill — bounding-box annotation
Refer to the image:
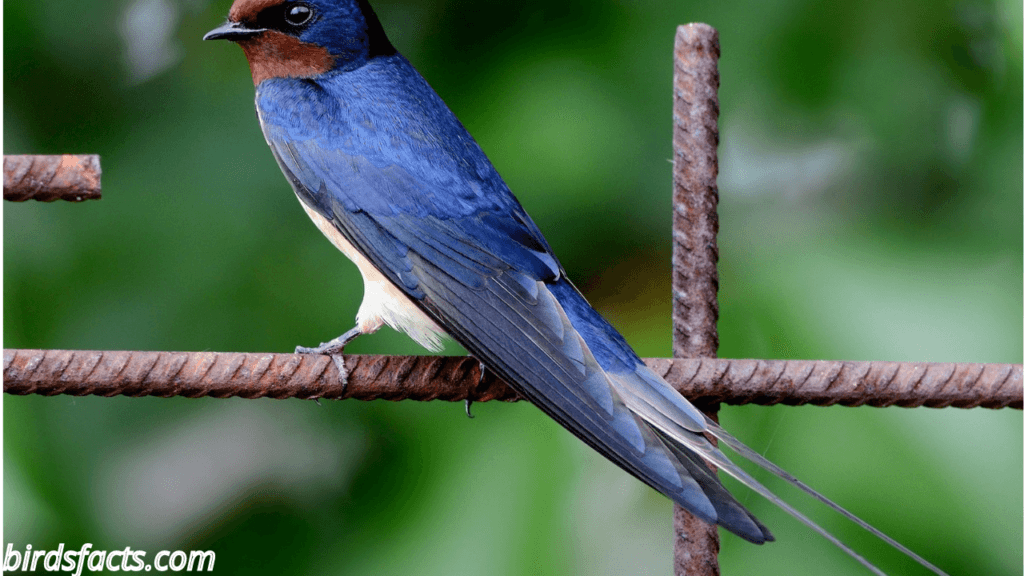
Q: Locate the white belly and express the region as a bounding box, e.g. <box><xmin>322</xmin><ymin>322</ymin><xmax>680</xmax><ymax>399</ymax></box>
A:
<box><xmin>297</xmin><ymin>197</ymin><xmax>448</xmax><ymax>352</ymax></box>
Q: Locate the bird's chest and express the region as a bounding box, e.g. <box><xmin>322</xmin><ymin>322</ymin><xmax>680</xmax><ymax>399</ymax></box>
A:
<box><xmin>295</xmin><ymin>189</ymin><xmax>447</xmax><ymax>352</ymax></box>
<box><xmin>254</xmin><ymin>88</ymin><xmax>447</xmax><ymax>351</ymax></box>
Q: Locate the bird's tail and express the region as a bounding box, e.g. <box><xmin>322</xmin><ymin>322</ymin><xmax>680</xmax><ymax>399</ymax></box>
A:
<box><xmin>549</xmin><ymin>278</ymin><xmax>948</xmax><ymax>575</ymax></box>
<box><xmin>617</xmin><ymin>363</ymin><xmax>950</xmax><ymax>576</ymax></box>
<box><xmin>698</xmin><ymin>419</ymin><xmax>950</xmax><ymax>575</ymax></box>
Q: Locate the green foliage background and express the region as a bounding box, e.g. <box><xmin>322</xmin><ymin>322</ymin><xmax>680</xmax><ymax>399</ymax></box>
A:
<box><xmin>4</xmin><ymin>0</ymin><xmax>1021</xmax><ymax>574</ymax></box>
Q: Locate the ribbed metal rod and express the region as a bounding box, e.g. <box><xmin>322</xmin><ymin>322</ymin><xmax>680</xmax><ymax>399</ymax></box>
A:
<box><xmin>3</xmin><ymin>155</ymin><xmax>102</xmax><ymax>202</ymax></box>
<box><xmin>1</xmin><ymin>349</ymin><xmax>514</xmax><ymax>402</ymax></box>
<box><xmin>671</xmin><ymin>22</ymin><xmax>725</xmax><ymax>575</ymax></box>
<box><xmin>7</xmin><ymin>350</ymin><xmax>1017</xmax><ymax>408</ymax></box>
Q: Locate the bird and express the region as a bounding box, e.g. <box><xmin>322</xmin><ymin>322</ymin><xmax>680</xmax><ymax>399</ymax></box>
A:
<box><xmin>204</xmin><ymin>2</ymin><xmax>947</xmax><ymax>573</ymax></box>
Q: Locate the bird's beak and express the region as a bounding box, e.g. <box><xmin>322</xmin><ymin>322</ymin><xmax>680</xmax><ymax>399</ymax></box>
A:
<box><xmin>203</xmin><ymin>21</ymin><xmax>267</xmax><ymax>41</ymax></box>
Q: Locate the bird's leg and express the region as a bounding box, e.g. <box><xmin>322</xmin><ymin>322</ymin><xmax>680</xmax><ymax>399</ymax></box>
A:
<box><xmin>296</xmin><ymin>327</ymin><xmax>363</xmax><ymax>391</ymax></box>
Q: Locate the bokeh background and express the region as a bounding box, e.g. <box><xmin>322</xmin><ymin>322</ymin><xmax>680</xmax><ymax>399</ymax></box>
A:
<box><xmin>4</xmin><ymin>0</ymin><xmax>1021</xmax><ymax>574</ymax></box>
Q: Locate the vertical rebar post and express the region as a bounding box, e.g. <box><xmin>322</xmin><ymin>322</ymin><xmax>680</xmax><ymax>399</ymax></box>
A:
<box><xmin>671</xmin><ymin>23</ymin><xmax>723</xmax><ymax>576</ymax></box>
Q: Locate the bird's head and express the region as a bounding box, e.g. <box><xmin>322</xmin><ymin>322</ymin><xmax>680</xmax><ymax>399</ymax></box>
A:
<box><xmin>204</xmin><ymin>0</ymin><xmax>395</xmax><ymax>85</ymax></box>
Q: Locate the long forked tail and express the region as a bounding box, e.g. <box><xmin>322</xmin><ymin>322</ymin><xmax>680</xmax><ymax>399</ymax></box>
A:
<box><xmin>550</xmin><ymin>279</ymin><xmax>949</xmax><ymax>574</ymax></box>
<box><xmin>700</xmin><ymin>419</ymin><xmax>950</xmax><ymax>576</ymax></box>
<box><xmin>613</xmin><ymin>364</ymin><xmax>949</xmax><ymax>575</ymax></box>
<box><xmin>607</xmin><ymin>361</ymin><xmax>949</xmax><ymax>576</ymax></box>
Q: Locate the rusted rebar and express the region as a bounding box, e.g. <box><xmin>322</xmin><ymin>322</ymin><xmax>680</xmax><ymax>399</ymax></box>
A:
<box><xmin>4</xmin><ymin>350</ymin><xmax>1021</xmax><ymax>408</ymax></box>
<box><xmin>4</xmin><ymin>155</ymin><xmax>101</xmax><ymax>202</ymax></box>
<box><xmin>671</xmin><ymin>23</ymin><xmax>723</xmax><ymax>576</ymax></box>
<box><xmin>1</xmin><ymin>349</ymin><xmax>516</xmax><ymax>402</ymax></box>
<box><xmin>644</xmin><ymin>357</ymin><xmax>1023</xmax><ymax>409</ymax></box>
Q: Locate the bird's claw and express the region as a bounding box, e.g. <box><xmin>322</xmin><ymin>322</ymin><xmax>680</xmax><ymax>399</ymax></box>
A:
<box><xmin>328</xmin><ymin>353</ymin><xmax>349</xmax><ymax>388</ymax></box>
<box><xmin>295</xmin><ymin>327</ymin><xmax>362</xmax><ymax>396</ymax></box>
<box><xmin>463</xmin><ymin>360</ymin><xmax>488</xmax><ymax>419</ymax></box>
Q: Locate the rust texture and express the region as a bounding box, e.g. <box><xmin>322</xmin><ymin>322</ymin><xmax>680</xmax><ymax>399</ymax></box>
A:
<box><xmin>644</xmin><ymin>357</ymin><xmax>1022</xmax><ymax>409</ymax></box>
<box><xmin>1</xmin><ymin>349</ymin><xmax>518</xmax><ymax>402</ymax></box>
<box><xmin>670</xmin><ymin>23</ymin><xmax>723</xmax><ymax>576</ymax></box>
<box><xmin>3</xmin><ymin>155</ymin><xmax>102</xmax><ymax>202</ymax></box>
<box><xmin>5</xmin><ymin>350</ymin><xmax>1020</xmax><ymax>408</ymax></box>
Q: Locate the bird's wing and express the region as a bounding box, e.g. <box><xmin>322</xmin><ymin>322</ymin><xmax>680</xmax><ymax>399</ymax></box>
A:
<box><xmin>251</xmin><ymin>62</ymin><xmax>952</xmax><ymax>574</ymax></box>
<box><xmin>256</xmin><ymin>77</ymin><xmax>773</xmax><ymax>543</ymax></box>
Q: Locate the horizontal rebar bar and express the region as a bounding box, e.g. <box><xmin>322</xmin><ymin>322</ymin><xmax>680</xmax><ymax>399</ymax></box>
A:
<box><xmin>4</xmin><ymin>349</ymin><xmax>1019</xmax><ymax>409</ymax></box>
<box><xmin>4</xmin><ymin>155</ymin><xmax>101</xmax><ymax>202</ymax></box>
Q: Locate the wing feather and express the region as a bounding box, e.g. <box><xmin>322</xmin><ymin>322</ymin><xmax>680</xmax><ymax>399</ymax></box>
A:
<box><xmin>250</xmin><ymin>60</ymin><xmax>955</xmax><ymax>569</ymax></box>
<box><xmin>255</xmin><ymin>69</ymin><xmax>767</xmax><ymax>543</ymax></box>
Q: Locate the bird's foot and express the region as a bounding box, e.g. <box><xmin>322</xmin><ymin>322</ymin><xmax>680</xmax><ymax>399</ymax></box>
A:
<box><xmin>295</xmin><ymin>327</ymin><xmax>362</xmax><ymax>394</ymax></box>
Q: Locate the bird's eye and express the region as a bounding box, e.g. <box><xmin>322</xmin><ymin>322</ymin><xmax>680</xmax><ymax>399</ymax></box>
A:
<box><xmin>284</xmin><ymin>4</ymin><xmax>313</xmax><ymax>27</ymax></box>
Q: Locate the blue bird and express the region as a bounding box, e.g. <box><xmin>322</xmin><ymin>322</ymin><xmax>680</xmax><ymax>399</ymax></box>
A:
<box><xmin>205</xmin><ymin>2</ymin><xmax>947</xmax><ymax>573</ymax></box>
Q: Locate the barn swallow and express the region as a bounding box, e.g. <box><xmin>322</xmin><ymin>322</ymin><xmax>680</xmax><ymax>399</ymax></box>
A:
<box><xmin>205</xmin><ymin>2</ymin><xmax>947</xmax><ymax>573</ymax></box>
